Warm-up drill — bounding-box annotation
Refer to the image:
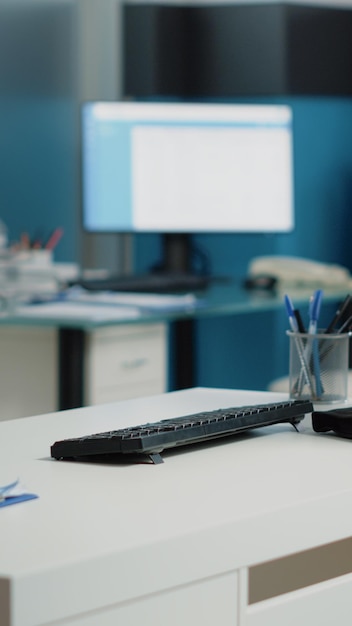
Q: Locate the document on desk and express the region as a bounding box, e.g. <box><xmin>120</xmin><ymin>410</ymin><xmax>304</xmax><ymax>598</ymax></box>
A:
<box><xmin>66</xmin><ymin>289</ymin><xmax>202</xmax><ymax>312</ymax></box>
<box><xmin>15</xmin><ymin>302</ymin><xmax>142</xmax><ymax>321</ymax></box>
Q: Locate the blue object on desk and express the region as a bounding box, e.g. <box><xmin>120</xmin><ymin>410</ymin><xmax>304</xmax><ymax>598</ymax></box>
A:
<box><xmin>308</xmin><ymin>289</ymin><xmax>323</xmax><ymax>334</ymax></box>
<box><xmin>309</xmin><ymin>289</ymin><xmax>324</xmax><ymax>398</ymax></box>
<box><xmin>284</xmin><ymin>294</ymin><xmax>298</xmax><ymax>332</ymax></box>
<box><xmin>0</xmin><ymin>479</ymin><xmax>38</xmax><ymax>508</ymax></box>
<box><xmin>0</xmin><ymin>494</ymin><xmax>38</xmax><ymax>508</ymax></box>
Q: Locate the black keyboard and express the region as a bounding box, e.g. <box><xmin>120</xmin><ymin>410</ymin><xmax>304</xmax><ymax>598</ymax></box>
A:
<box><xmin>71</xmin><ymin>272</ymin><xmax>210</xmax><ymax>294</ymax></box>
<box><xmin>51</xmin><ymin>399</ymin><xmax>312</xmax><ymax>464</ymax></box>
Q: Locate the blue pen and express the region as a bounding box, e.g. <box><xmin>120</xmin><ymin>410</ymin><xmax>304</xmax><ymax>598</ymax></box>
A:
<box><xmin>309</xmin><ymin>289</ymin><xmax>324</xmax><ymax>398</ymax></box>
<box><xmin>284</xmin><ymin>294</ymin><xmax>299</xmax><ymax>332</ymax></box>
<box><xmin>0</xmin><ymin>479</ymin><xmax>19</xmax><ymax>497</ymax></box>
<box><xmin>308</xmin><ymin>289</ymin><xmax>323</xmax><ymax>334</ymax></box>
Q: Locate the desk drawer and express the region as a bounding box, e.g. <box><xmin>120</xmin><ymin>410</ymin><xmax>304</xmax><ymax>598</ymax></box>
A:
<box><xmin>84</xmin><ymin>323</ymin><xmax>167</xmax><ymax>405</ymax></box>
<box><xmin>247</xmin><ymin>572</ymin><xmax>352</xmax><ymax>626</ymax></box>
<box><xmin>54</xmin><ymin>571</ymin><xmax>238</xmax><ymax>626</ymax></box>
<box><xmin>247</xmin><ymin>537</ymin><xmax>352</xmax><ymax>626</ymax></box>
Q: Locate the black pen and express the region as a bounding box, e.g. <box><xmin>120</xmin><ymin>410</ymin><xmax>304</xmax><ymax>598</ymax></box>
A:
<box><xmin>320</xmin><ymin>313</ymin><xmax>352</xmax><ymax>363</ymax></box>
<box><xmin>325</xmin><ymin>294</ymin><xmax>352</xmax><ymax>333</ymax></box>
<box><xmin>294</xmin><ymin>309</ymin><xmax>306</xmax><ymax>333</ymax></box>
<box><xmin>337</xmin><ymin>314</ymin><xmax>352</xmax><ymax>334</ymax></box>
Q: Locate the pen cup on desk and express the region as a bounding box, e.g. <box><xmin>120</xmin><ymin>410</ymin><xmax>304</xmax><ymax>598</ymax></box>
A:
<box><xmin>287</xmin><ymin>330</ymin><xmax>351</xmax><ymax>403</ymax></box>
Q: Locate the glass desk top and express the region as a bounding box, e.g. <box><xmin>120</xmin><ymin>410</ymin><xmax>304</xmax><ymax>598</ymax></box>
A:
<box><xmin>0</xmin><ymin>280</ymin><xmax>350</xmax><ymax>330</ymax></box>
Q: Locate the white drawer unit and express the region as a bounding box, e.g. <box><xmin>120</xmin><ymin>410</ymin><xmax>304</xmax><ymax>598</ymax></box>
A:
<box><xmin>84</xmin><ymin>323</ymin><xmax>168</xmax><ymax>405</ymax></box>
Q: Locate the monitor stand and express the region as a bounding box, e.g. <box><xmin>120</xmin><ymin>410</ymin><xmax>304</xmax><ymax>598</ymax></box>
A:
<box><xmin>158</xmin><ymin>233</ymin><xmax>193</xmax><ymax>274</ymax></box>
<box><xmin>149</xmin><ymin>233</ymin><xmax>210</xmax><ymax>284</ymax></box>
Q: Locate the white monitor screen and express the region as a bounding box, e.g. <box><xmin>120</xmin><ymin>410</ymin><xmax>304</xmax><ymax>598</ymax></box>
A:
<box><xmin>82</xmin><ymin>101</ymin><xmax>294</xmax><ymax>234</ymax></box>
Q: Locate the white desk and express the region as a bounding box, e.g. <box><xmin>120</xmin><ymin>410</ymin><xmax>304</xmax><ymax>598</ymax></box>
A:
<box><xmin>1</xmin><ymin>387</ymin><xmax>352</xmax><ymax>626</ymax></box>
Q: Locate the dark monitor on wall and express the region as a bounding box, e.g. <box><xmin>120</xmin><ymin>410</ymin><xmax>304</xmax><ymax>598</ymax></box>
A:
<box><xmin>81</xmin><ymin>101</ymin><xmax>294</xmax><ymax>276</ymax></box>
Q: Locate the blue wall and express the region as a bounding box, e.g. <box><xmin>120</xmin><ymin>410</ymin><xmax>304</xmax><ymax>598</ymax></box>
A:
<box><xmin>135</xmin><ymin>97</ymin><xmax>352</xmax><ymax>390</ymax></box>
<box><xmin>0</xmin><ymin>98</ymin><xmax>78</xmax><ymax>262</ymax></box>
<box><xmin>0</xmin><ymin>1</ymin><xmax>78</xmax><ymax>263</ymax></box>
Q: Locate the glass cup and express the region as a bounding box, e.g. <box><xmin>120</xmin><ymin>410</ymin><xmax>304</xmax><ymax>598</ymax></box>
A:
<box><xmin>287</xmin><ymin>330</ymin><xmax>351</xmax><ymax>403</ymax></box>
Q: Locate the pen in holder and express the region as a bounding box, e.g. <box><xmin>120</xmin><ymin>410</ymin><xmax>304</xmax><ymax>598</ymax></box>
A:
<box><xmin>287</xmin><ymin>330</ymin><xmax>351</xmax><ymax>403</ymax></box>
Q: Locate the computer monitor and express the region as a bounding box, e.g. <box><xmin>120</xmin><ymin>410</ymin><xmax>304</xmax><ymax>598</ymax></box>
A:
<box><xmin>81</xmin><ymin>101</ymin><xmax>294</xmax><ymax>275</ymax></box>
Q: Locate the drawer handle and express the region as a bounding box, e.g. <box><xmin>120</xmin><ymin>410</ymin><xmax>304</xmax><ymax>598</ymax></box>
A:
<box><xmin>121</xmin><ymin>358</ymin><xmax>149</xmax><ymax>370</ymax></box>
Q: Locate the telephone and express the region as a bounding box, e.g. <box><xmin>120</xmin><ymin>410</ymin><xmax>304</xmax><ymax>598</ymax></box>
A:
<box><xmin>247</xmin><ymin>255</ymin><xmax>352</xmax><ymax>287</ymax></box>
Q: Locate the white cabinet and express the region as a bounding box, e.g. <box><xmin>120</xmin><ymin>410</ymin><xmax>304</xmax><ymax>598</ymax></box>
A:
<box><xmin>84</xmin><ymin>323</ymin><xmax>167</xmax><ymax>405</ymax></box>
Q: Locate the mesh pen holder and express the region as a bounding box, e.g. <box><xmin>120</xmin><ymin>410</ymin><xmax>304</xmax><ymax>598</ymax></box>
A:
<box><xmin>287</xmin><ymin>330</ymin><xmax>351</xmax><ymax>403</ymax></box>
